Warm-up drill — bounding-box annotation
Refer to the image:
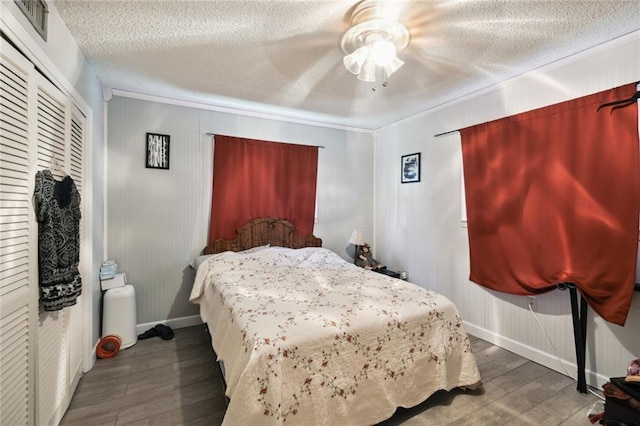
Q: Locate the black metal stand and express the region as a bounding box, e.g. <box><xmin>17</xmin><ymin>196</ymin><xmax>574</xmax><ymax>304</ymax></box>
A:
<box><xmin>568</xmin><ymin>284</ymin><xmax>588</xmax><ymax>393</ymax></box>
<box><xmin>561</xmin><ymin>282</ymin><xmax>640</xmax><ymax>394</ymax></box>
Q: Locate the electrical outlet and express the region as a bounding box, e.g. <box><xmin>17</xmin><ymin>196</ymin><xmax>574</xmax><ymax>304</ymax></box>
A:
<box><xmin>527</xmin><ymin>296</ymin><xmax>537</xmax><ymax>311</ymax></box>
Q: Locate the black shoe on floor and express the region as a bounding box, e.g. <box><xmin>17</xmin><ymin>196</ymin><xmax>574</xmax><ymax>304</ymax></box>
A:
<box><xmin>138</xmin><ymin>327</ymin><xmax>159</xmax><ymax>339</ymax></box>
<box><xmin>154</xmin><ymin>324</ymin><xmax>174</xmax><ymax>340</ymax></box>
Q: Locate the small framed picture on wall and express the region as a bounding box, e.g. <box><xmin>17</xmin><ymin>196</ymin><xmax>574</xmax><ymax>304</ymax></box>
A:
<box><xmin>401</xmin><ymin>152</ymin><xmax>420</xmax><ymax>183</ymax></box>
<box><xmin>146</xmin><ymin>133</ymin><xmax>170</xmax><ymax>170</ymax></box>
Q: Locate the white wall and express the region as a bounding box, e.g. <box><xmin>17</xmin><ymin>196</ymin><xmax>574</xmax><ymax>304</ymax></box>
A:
<box><xmin>373</xmin><ymin>32</ymin><xmax>640</xmax><ymax>388</ymax></box>
<box><xmin>106</xmin><ymin>95</ymin><xmax>374</xmax><ymax>327</ymax></box>
<box><xmin>1</xmin><ymin>0</ymin><xmax>105</xmax><ymax>361</ymax></box>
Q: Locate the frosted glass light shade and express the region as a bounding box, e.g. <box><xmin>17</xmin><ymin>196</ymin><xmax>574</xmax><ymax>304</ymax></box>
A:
<box><xmin>384</xmin><ymin>56</ymin><xmax>404</xmax><ymax>78</ymax></box>
<box><xmin>343</xmin><ymin>46</ymin><xmax>370</xmax><ymax>75</ymax></box>
<box><xmin>348</xmin><ymin>229</ymin><xmax>365</xmax><ymax>245</ymax></box>
<box><xmin>357</xmin><ymin>60</ymin><xmax>376</xmax><ymax>82</ymax></box>
<box><xmin>371</xmin><ymin>39</ymin><xmax>396</xmax><ymax>66</ymax></box>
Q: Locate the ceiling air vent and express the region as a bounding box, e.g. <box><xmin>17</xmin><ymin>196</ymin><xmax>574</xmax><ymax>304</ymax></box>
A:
<box><xmin>15</xmin><ymin>0</ymin><xmax>48</xmax><ymax>41</ymax></box>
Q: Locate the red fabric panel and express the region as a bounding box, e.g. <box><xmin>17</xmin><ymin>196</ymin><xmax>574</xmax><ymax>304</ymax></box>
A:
<box><xmin>461</xmin><ymin>84</ymin><xmax>639</xmax><ymax>325</ymax></box>
<box><xmin>209</xmin><ymin>135</ymin><xmax>318</xmax><ymax>242</ymax></box>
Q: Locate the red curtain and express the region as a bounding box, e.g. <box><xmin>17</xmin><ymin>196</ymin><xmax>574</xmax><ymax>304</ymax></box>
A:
<box><xmin>461</xmin><ymin>84</ymin><xmax>639</xmax><ymax>325</ymax></box>
<box><xmin>209</xmin><ymin>135</ymin><xmax>318</xmax><ymax>242</ymax></box>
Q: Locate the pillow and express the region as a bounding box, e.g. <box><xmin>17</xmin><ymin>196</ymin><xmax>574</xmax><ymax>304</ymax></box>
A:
<box><xmin>239</xmin><ymin>244</ymin><xmax>270</xmax><ymax>254</ymax></box>
<box><xmin>190</xmin><ymin>254</ymin><xmax>214</xmax><ymax>270</ymax></box>
<box><xmin>189</xmin><ymin>245</ymin><xmax>270</xmax><ymax>270</ymax></box>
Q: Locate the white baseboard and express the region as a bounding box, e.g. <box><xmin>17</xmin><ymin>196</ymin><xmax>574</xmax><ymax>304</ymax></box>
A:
<box><xmin>136</xmin><ymin>315</ymin><xmax>203</xmax><ymax>335</ymax></box>
<box><xmin>463</xmin><ymin>321</ymin><xmax>609</xmax><ymax>389</ymax></box>
<box><xmin>84</xmin><ymin>339</ymin><xmax>99</xmax><ymax>372</ymax></box>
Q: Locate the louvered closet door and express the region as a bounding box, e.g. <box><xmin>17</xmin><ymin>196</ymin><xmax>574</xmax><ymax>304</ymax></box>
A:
<box><xmin>67</xmin><ymin>104</ymin><xmax>85</xmax><ymax>392</ymax></box>
<box><xmin>0</xmin><ymin>38</ymin><xmax>38</xmax><ymax>426</ymax></box>
<box><xmin>35</xmin><ymin>74</ymin><xmax>72</xmax><ymax>426</ymax></box>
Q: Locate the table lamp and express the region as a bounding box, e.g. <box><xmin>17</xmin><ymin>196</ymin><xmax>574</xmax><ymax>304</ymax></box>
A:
<box><xmin>348</xmin><ymin>229</ymin><xmax>365</xmax><ymax>263</ymax></box>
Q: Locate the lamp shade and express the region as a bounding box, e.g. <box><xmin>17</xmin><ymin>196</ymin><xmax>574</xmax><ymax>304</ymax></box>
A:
<box><xmin>343</xmin><ymin>46</ymin><xmax>369</xmax><ymax>75</ymax></box>
<box><xmin>357</xmin><ymin>59</ymin><xmax>376</xmax><ymax>82</ymax></box>
<box><xmin>371</xmin><ymin>39</ymin><xmax>396</xmax><ymax>66</ymax></box>
<box><xmin>384</xmin><ymin>56</ymin><xmax>404</xmax><ymax>78</ymax></box>
<box><xmin>348</xmin><ymin>229</ymin><xmax>365</xmax><ymax>245</ymax></box>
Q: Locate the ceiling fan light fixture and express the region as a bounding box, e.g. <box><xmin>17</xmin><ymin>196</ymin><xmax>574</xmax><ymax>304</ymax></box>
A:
<box><xmin>341</xmin><ymin>0</ymin><xmax>410</xmax><ymax>86</ymax></box>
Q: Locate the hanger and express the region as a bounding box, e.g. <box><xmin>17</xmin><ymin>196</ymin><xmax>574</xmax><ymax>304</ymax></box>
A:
<box><xmin>596</xmin><ymin>90</ymin><xmax>640</xmax><ymax>112</ymax></box>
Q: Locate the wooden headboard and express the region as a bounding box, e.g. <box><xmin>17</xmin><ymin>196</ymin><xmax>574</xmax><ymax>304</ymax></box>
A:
<box><xmin>203</xmin><ymin>218</ymin><xmax>322</xmax><ymax>255</ymax></box>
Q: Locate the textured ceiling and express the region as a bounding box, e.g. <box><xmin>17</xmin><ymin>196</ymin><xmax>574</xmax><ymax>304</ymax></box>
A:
<box><xmin>53</xmin><ymin>0</ymin><xmax>640</xmax><ymax>130</ymax></box>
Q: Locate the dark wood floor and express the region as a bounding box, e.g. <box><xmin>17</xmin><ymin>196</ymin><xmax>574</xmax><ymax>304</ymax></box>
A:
<box><xmin>61</xmin><ymin>325</ymin><xmax>600</xmax><ymax>425</ymax></box>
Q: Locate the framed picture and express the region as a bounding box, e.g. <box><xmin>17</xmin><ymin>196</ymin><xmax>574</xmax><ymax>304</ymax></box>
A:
<box><xmin>145</xmin><ymin>133</ymin><xmax>170</xmax><ymax>169</ymax></box>
<box><xmin>401</xmin><ymin>152</ymin><xmax>420</xmax><ymax>183</ymax></box>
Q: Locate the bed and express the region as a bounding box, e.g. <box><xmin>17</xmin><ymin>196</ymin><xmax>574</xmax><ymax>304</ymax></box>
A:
<box><xmin>189</xmin><ymin>218</ymin><xmax>481</xmax><ymax>425</ymax></box>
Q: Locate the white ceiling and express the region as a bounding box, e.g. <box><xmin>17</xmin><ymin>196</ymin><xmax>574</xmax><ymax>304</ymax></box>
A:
<box><xmin>53</xmin><ymin>0</ymin><xmax>640</xmax><ymax>130</ymax></box>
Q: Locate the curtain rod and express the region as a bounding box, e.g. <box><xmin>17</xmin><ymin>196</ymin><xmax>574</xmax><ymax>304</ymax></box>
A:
<box><xmin>434</xmin><ymin>82</ymin><xmax>640</xmax><ymax>138</ymax></box>
<box><xmin>434</xmin><ymin>129</ymin><xmax>460</xmax><ymax>138</ymax></box>
<box><xmin>205</xmin><ymin>132</ymin><xmax>325</xmax><ymax>148</ymax></box>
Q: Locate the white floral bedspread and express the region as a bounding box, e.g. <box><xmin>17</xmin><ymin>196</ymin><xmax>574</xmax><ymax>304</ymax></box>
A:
<box><xmin>190</xmin><ymin>247</ymin><xmax>480</xmax><ymax>426</ymax></box>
